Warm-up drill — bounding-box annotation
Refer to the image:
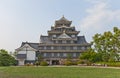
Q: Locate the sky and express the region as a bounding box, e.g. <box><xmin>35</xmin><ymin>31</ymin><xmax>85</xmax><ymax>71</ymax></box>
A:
<box><xmin>0</xmin><ymin>0</ymin><xmax>120</xmax><ymax>52</ymax></box>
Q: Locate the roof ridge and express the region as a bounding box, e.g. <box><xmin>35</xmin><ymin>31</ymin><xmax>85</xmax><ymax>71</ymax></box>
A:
<box><xmin>22</xmin><ymin>42</ymin><xmax>39</xmax><ymax>44</ymax></box>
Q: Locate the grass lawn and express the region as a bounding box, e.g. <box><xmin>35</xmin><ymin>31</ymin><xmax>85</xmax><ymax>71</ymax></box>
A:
<box><xmin>0</xmin><ymin>66</ymin><xmax>120</xmax><ymax>78</ymax></box>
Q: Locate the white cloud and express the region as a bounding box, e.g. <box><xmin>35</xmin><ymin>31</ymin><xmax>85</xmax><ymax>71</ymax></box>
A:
<box><xmin>80</xmin><ymin>0</ymin><xmax>120</xmax><ymax>41</ymax></box>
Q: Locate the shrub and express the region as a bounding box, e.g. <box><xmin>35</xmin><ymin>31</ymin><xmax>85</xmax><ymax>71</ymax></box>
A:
<box><xmin>25</xmin><ymin>63</ymin><xmax>31</xmax><ymax>66</ymax></box>
<box><xmin>40</xmin><ymin>61</ymin><xmax>48</xmax><ymax>66</ymax></box>
<box><xmin>95</xmin><ymin>62</ymin><xmax>120</xmax><ymax>67</ymax></box>
<box><xmin>35</xmin><ymin>61</ymin><xmax>40</xmax><ymax>66</ymax></box>
<box><xmin>25</xmin><ymin>63</ymin><xmax>34</xmax><ymax>66</ymax></box>
<box><xmin>0</xmin><ymin>49</ymin><xmax>16</xmax><ymax>66</ymax></box>
<box><xmin>86</xmin><ymin>60</ymin><xmax>92</xmax><ymax>66</ymax></box>
<box><xmin>77</xmin><ymin>60</ymin><xmax>85</xmax><ymax>64</ymax></box>
<box><xmin>72</xmin><ymin>62</ymin><xmax>77</xmax><ymax>65</ymax></box>
<box><xmin>105</xmin><ymin>62</ymin><xmax>120</xmax><ymax>67</ymax></box>
<box><xmin>64</xmin><ymin>60</ymin><xmax>72</xmax><ymax>66</ymax></box>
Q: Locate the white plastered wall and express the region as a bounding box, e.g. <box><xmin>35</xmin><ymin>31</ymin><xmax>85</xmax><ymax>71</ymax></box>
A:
<box><xmin>26</xmin><ymin>51</ymin><xmax>36</xmax><ymax>60</ymax></box>
<box><xmin>17</xmin><ymin>44</ymin><xmax>36</xmax><ymax>61</ymax></box>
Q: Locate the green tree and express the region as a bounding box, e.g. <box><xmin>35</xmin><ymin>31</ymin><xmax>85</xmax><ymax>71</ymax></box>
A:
<box><xmin>66</xmin><ymin>54</ymin><xmax>72</xmax><ymax>61</ymax></box>
<box><xmin>92</xmin><ymin>27</ymin><xmax>120</xmax><ymax>62</ymax></box>
<box><xmin>0</xmin><ymin>49</ymin><xmax>16</xmax><ymax>66</ymax></box>
<box><xmin>38</xmin><ymin>54</ymin><xmax>43</xmax><ymax>63</ymax></box>
<box><xmin>80</xmin><ymin>48</ymin><xmax>102</xmax><ymax>63</ymax></box>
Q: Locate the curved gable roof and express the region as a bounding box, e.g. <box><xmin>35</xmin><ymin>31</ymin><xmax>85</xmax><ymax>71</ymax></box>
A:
<box><xmin>58</xmin><ymin>33</ymin><xmax>71</xmax><ymax>39</ymax></box>
<box><xmin>77</xmin><ymin>36</ymin><xmax>88</xmax><ymax>44</ymax></box>
<box><xmin>16</xmin><ymin>42</ymin><xmax>39</xmax><ymax>51</ymax></box>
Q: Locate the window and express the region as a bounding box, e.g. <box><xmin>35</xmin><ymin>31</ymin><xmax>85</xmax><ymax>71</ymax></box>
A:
<box><xmin>52</xmin><ymin>53</ymin><xmax>54</xmax><ymax>57</ymax></box>
<box><xmin>62</xmin><ymin>46</ymin><xmax>66</xmax><ymax>50</ymax></box>
<box><xmin>39</xmin><ymin>47</ymin><xmax>43</xmax><ymax>49</ymax></box>
<box><xmin>47</xmin><ymin>46</ymin><xmax>51</xmax><ymax>50</ymax></box>
<box><xmin>66</xmin><ymin>46</ymin><xmax>70</xmax><ymax>50</ymax></box>
<box><xmin>51</xmin><ymin>46</ymin><xmax>54</xmax><ymax>50</ymax></box>
<box><xmin>81</xmin><ymin>47</ymin><xmax>85</xmax><ymax>50</ymax></box>
<box><xmin>53</xmin><ymin>35</ymin><xmax>56</xmax><ymax>37</ymax></box>
<box><xmin>44</xmin><ymin>53</ymin><xmax>46</xmax><ymax>57</ymax></box>
<box><xmin>58</xmin><ymin>46</ymin><xmax>62</xmax><ymax>50</ymax></box>
<box><xmin>56</xmin><ymin>41</ymin><xmax>58</xmax><ymax>43</ymax></box>
<box><xmin>71</xmin><ymin>35</ymin><xmax>75</xmax><ymax>37</ymax></box>
<box><xmin>54</xmin><ymin>46</ymin><xmax>57</xmax><ymax>50</ymax></box>
<box><xmin>62</xmin><ymin>40</ymin><xmax>66</xmax><ymax>43</ymax></box>
<box><xmin>58</xmin><ymin>40</ymin><xmax>62</xmax><ymax>43</ymax></box>
<box><xmin>77</xmin><ymin>46</ymin><xmax>81</xmax><ymax>50</ymax></box>
<box><xmin>57</xmin><ymin>53</ymin><xmax>60</xmax><ymax>57</ymax></box>
<box><xmin>71</xmin><ymin>41</ymin><xmax>74</xmax><ymax>43</ymax></box>
<box><xmin>67</xmin><ymin>40</ymin><xmax>70</xmax><ymax>44</ymax></box>
<box><xmin>63</xmin><ymin>53</ymin><xmax>66</xmax><ymax>57</ymax></box>
<box><xmin>44</xmin><ymin>46</ymin><xmax>46</xmax><ymax>50</ymax></box>
<box><xmin>70</xmin><ymin>46</ymin><xmax>73</xmax><ymax>50</ymax></box>
<box><xmin>73</xmin><ymin>46</ymin><xmax>77</xmax><ymax>50</ymax></box>
<box><xmin>73</xmin><ymin>53</ymin><xmax>76</xmax><ymax>57</ymax></box>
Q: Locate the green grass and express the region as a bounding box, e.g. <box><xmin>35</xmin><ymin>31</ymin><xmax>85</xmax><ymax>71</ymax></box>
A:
<box><xmin>0</xmin><ymin>66</ymin><xmax>120</xmax><ymax>78</ymax></box>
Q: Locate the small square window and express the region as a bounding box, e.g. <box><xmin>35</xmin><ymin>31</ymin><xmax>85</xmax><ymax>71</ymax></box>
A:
<box><xmin>53</xmin><ymin>35</ymin><xmax>56</xmax><ymax>37</ymax></box>
<box><xmin>71</xmin><ymin>35</ymin><xmax>75</xmax><ymax>37</ymax></box>
<box><xmin>57</xmin><ymin>53</ymin><xmax>60</xmax><ymax>57</ymax></box>
<box><xmin>73</xmin><ymin>47</ymin><xmax>77</xmax><ymax>50</ymax></box>
<box><xmin>81</xmin><ymin>47</ymin><xmax>85</xmax><ymax>50</ymax></box>
<box><xmin>44</xmin><ymin>46</ymin><xmax>46</xmax><ymax>50</ymax></box>
<box><xmin>73</xmin><ymin>53</ymin><xmax>76</xmax><ymax>57</ymax></box>
<box><xmin>51</xmin><ymin>46</ymin><xmax>54</xmax><ymax>50</ymax></box>
<box><xmin>62</xmin><ymin>40</ymin><xmax>66</xmax><ymax>43</ymax></box>
<box><xmin>71</xmin><ymin>41</ymin><xmax>74</xmax><ymax>43</ymax></box>
<box><xmin>52</xmin><ymin>53</ymin><xmax>54</xmax><ymax>57</ymax></box>
<box><xmin>63</xmin><ymin>53</ymin><xmax>67</xmax><ymax>57</ymax></box>
<box><xmin>44</xmin><ymin>53</ymin><xmax>46</xmax><ymax>57</ymax></box>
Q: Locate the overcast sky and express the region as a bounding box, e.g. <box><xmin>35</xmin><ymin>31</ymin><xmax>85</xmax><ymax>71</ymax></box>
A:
<box><xmin>0</xmin><ymin>0</ymin><xmax>120</xmax><ymax>52</ymax></box>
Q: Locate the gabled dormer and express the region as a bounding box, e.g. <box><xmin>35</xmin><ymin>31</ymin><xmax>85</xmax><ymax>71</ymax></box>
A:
<box><xmin>57</xmin><ymin>30</ymin><xmax>71</xmax><ymax>39</ymax></box>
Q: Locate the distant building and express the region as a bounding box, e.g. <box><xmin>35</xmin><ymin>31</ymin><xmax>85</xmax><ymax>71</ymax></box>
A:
<box><xmin>15</xmin><ymin>16</ymin><xmax>91</xmax><ymax>65</ymax></box>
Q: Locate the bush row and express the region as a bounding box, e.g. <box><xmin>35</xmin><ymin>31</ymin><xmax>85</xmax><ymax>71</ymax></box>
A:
<box><xmin>25</xmin><ymin>61</ymin><xmax>48</xmax><ymax>66</ymax></box>
<box><xmin>96</xmin><ymin>62</ymin><xmax>120</xmax><ymax>67</ymax></box>
<box><xmin>25</xmin><ymin>60</ymin><xmax>120</xmax><ymax>67</ymax></box>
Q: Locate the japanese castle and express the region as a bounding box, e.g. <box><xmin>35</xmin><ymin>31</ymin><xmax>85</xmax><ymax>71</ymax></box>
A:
<box><xmin>16</xmin><ymin>16</ymin><xmax>91</xmax><ymax>65</ymax></box>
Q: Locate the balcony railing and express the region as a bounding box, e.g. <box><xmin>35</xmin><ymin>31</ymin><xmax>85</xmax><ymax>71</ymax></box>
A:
<box><xmin>39</xmin><ymin>50</ymin><xmax>85</xmax><ymax>52</ymax></box>
<box><xmin>39</xmin><ymin>43</ymin><xmax>91</xmax><ymax>46</ymax></box>
<box><xmin>48</xmin><ymin>31</ymin><xmax>80</xmax><ymax>34</ymax></box>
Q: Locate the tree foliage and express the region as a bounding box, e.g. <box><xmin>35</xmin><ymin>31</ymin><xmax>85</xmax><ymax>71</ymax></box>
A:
<box><xmin>0</xmin><ymin>49</ymin><xmax>16</xmax><ymax>66</ymax></box>
<box><xmin>80</xmin><ymin>48</ymin><xmax>102</xmax><ymax>63</ymax></box>
<box><xmin>80</xmin><ymin>27</ymin><xmax>120</xmax><ymax>63</ymax></box>
<box><xmin>92</xmin><ymin>27</ymin><xmax>120</xmax><ymax>62</ymax></box>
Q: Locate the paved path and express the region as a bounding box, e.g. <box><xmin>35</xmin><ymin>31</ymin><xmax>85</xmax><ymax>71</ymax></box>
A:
<box><xmin>35</xmin><ymin>65</ymin><xmax>120</xmax><ymax>69</ymax></box>
<box><xmin>15</xmin><ymin>65</ymin><xmax>120</xmax><ymax>69</ymax></box>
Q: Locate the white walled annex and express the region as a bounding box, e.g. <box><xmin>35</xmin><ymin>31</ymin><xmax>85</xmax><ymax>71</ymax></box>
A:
<box><xmin>26</xmin><ymin>51</ymin><xmax>36</xmax><ymax>60</ymax></box>
<box><xmin>16</xmin><ymin>43</ymin><xmax>37</xmax><ymax>65</ymax></box>
<box><xmin>17</xmin><ymin>51</ymin><xmax>36</xmax><ymax>61</ymax></box>
<box><xmin>18</xmin><ymin>51</ymin><xmax>26</xmax><ymax>54</ymax></box>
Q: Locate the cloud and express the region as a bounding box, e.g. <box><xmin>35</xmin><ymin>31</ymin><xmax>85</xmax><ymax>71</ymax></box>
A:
<box><xmin>80</xmin><ymin>0</ymin><xmax>120</xmax><ymax>41</ymax></box>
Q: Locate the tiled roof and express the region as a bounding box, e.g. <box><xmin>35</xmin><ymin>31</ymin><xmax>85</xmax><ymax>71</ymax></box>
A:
<box><xmin>77</xmin><ymin>36</ymin><xmax>88</xmax><ymax>44</ymax></box>
<box><xmin>55</xmin><ymin>16</ymin><xmax>72</xmax><ymax>26</ymax></box>
<box><xmin>40</xmin><ymin>36</ymin><xmax>53</xmax><ymax>44</ymax></box>
<box><xmin>58</xmin><ymin>16</ymin><xmax>69</xmax><ymax>21</ymax></box>
<box><xmin>28</xmin><ymin>43</ymin><xmax>39</xmax><ymax>50</ymax></box>
<box><xmin>20</xmin><ymin>42</ymin><xmax>39</xmax><ymax>50</ymax></box>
